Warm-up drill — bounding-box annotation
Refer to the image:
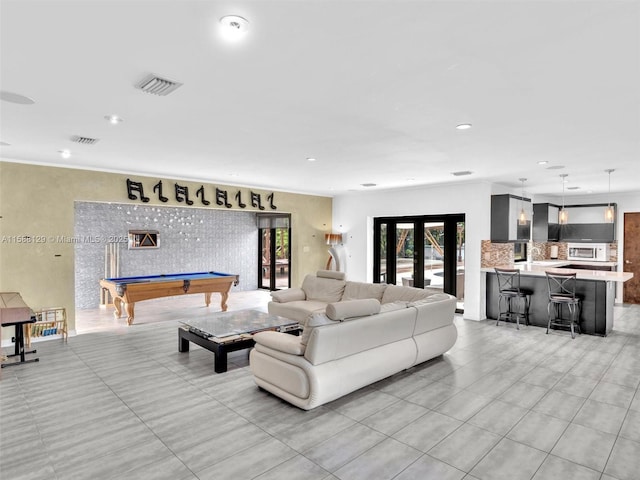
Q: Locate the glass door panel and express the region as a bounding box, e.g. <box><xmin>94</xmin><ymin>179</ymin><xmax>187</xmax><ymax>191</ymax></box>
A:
<box><xmin>424</xmin><ymin>222</ymin><xmax>445</xmax><ymax>292</ymax></box>
<box><xmin>456</xmin><ymin>221</ymin><xmax>465</xmax><ymax>307</ymax></box>
<box><xmin>274</xmin><ymin>227</ymin><xmax>289</xmax><ymax>289</ymax></box>
<box><xmin>259</xmin><ymin>229</ymin><xmax>272</xmax><ymax>289</ymax></box>
<box><xmin>396</xmin><ymin>223</ymin><xmax>415</xmax><ymax>286</ymax></box>
<box><xmin>378</xmin><ymin>223</ymin><xmax>388</xmax><ymax>283</ymax></box>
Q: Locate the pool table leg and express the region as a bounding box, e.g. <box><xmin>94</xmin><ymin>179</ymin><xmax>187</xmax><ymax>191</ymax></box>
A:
<box><xmin>113</xmin><ymin>297</ymin><xmax>123</xmax><ymax>318</ymax></box>
<box><xmin>204</xmin><ymin>292</ymin><xmax>212</xmax><ymax>307</ymax></box>
<box><xmin>220</xmin><ymin>292</ymin><xmax>229</xmax><ymax>312</ymax></box>
<box><xmin>125</xmin><ymin>303</ymin><xmax>135</xmax><ymax>325</ymax></box>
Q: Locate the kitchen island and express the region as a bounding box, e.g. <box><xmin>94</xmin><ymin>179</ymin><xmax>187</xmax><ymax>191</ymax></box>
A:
<box><xmin>483</xmin><ymin>261</ymin><xmax>633</xmax><ymax>336</ymax></box>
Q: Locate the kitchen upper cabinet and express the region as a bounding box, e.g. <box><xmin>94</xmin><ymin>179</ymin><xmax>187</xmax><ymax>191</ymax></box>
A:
<box><xmin>559</xmin><ymin>204</ymin><xmax>616</xmax><ymax>242</ymax></box>
<box><xmin>491</xmin><ymin>194</ymin><xmax>532</xmax><ymax>242</ymax></box>
<box><xmin>533</xmin><ymin>203</ymin><xmax>560</xmax><ymax>241</ymax></box>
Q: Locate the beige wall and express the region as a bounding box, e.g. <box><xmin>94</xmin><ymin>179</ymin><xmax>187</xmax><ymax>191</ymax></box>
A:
<box><xmin>0</xmin><ymin>161</ymin><xmax>332</xmax><ymax>332</ymax></box>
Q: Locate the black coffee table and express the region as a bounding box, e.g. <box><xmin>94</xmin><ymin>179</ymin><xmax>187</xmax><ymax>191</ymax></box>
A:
<box><xmin>178</xmin><ymin>309</ymin><xmax>300</xmax><ymax>373</ymax></box>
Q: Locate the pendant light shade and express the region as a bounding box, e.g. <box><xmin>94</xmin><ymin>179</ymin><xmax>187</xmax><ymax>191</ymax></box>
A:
<box><xmin>559</xmin><ymin>174</ymin><xmax>568</xmax><ymax>224</ymax></box>
<box><xmin>604</xmin><ymin>169</ymin><xmax>615</xmax><ymax>223</ymax></box>
<box><xmin>518</xmin><ymin>178</ymin><xmax>528</xmax><ymax>225</ymax></box>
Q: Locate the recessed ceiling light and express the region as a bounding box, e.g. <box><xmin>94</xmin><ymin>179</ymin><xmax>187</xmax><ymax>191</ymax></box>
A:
<box><xmin>361</xmin><ymin>183</ymin><xmax>377</xmax><ymax>187</ymax></box>
<box><xmin>0</xmin><ymin>90</ymin><xmax>35</xmax><ymax>104</ymax></box>
<box><xmin>59</xmin><ymin>149</ymin><xmax>71</xmax><ymax>159</ymax></box>
<box><xmin>219</xmin><ymin>15</ymin><xmax>249</xmax><ymax>41</ymax></box>
<box><xmin>456</xmin><ymin>123</ymin><xmax>472</xmax><ymax>130</ymax></box>
<box><xmin>451</xmin><ymin>170</ymin><xmax>473</xmax><ymax>176</ymax></box>
<box><xmin>537</xmin><ymin>161</ymin><xmax>548</xmax><ymax>165</ymax></box>
<box><xmin>306</xmin><ymin>157</ymin><xmax>317</xmax><ymax>162</ymax></box>
<box><xmin>104</xmin><ymin>115</ymin><xmax>123</xmax><ymax>125</ymax></box>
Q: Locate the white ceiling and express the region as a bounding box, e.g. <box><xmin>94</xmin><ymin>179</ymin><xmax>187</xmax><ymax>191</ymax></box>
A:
<box><xmin>1</xmin><ymin>0</ymin><xmax>638</xmax><ymax>198</ymax></box>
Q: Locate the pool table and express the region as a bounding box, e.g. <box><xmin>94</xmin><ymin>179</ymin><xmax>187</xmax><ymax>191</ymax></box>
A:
<box><xmin>100</xmin><ymin>271</ymin><xmax>239</xmax><ymax>325</ymax></box>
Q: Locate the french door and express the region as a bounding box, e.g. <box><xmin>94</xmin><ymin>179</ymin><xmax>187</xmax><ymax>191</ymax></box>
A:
<box><xmin>257</xmin><ymin>214</ymin><xmax>291</xmax><ymax>291</ymax></box>
<box><xmin>374</xmin><ymin>214</ymin><xmax>465</xmax><ymax>309</ymax></box>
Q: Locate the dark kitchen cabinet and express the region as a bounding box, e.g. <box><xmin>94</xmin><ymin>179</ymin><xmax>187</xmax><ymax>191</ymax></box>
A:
<box><xmin>533</xmin><ymin>203</ymin><xmax>560</xmax><ymax>242</ymax></box>
<box><xmin>558</xmin><ymin>204</ymin><xmax>616</xmax><ymax>242</ymax></box>
<box><xmin>491</xmin><ymin>194</ymin><xmax>532</xmax><ymax>242</ymax></box>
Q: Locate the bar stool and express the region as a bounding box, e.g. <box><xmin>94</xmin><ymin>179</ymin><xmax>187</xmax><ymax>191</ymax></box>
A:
<box><xmin>495</xmin><ymin>268</ymin><xmax>532</xmax><ymax>330</ymax></box>
<box><xmin>546</xmin><ymin>271</ymin><xmax>581</xmax><ymax>339</ymax></box>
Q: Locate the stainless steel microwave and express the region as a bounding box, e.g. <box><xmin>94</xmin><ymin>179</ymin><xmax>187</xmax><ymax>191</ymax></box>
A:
<box><xmin>567</xmin><ymin>243</ymin><xmax>610</xmax><ymax>262</ymax></box>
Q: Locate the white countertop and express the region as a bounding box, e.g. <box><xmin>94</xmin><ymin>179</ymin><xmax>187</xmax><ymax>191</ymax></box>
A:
<box><xmin>481</xmin><ymin>260</ymin><xmax>634</xmax><ymax>282</ymax></box>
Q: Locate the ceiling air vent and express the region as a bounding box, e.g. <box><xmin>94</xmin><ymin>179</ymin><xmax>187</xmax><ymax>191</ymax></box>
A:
<box><xmin>451</xmin><ymin>170</ymin><xmax>473</xmax><ymax>177</ymax></box>
<box><xmin>70</xmin><ymin>135</ymin><xmax>99</xmax><ymax>145</ymax></box>
<box><xmin>135</xmin><ymin>73</ymin><xmax>183</xmax><ymax>96</ymax></box>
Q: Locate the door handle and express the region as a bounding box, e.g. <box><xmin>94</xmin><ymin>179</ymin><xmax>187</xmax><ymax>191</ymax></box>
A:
<box><xmin>625</xmin><ymin>260</ymin><xmax>632</xmax><ymax>264</ymax></box>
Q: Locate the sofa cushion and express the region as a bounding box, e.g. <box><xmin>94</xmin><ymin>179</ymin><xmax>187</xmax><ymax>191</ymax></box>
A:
<box><xmin>253</xmin><ymin>331</ymin><xmax>305</xmax><ymax>355</ymax></box>
<box><xmin>381</xmin><ymin>284</ymin><xmax>432</xmax><ymax>304</ymax></box>
<box><xmin>301</xmin><ymin>275</ymin><xmax>346</xmax><ymax>303</ymax></box>
<box><xmin>301</xmin><ymin>313</ymin><xmax>337</xmax><ymax>347</ymax></box>
<box><xmin>411</xmin><ymin>294</ymin><xmax>457</xmax><ymax>335</ymax></box>
<box><xmin>408</xmin><ymin>293</ymin><xmax>452</xmax><ymax>307</ymax></box>
<box><xmin>270</xmin><ymin>288</ymin><xmax>306</xmax><ymax>303</ymax></box>
<box><xmin>379</xmin><ymin>301</ymin><xmax>409</xmax><ymax>313</ymax></box>
<box><xmin>326</xmin><ymin>299</ymin><xmax>381</xmax><ymax>321</ymax></box>
<box><xmin>268</xmin><ymin>300</ymin><xmax>328</xmax><ymax>324</ymax></box>
<box><xmin>304</xmin><ymin>308</ymin><xmax>416</xmax><ymax>365</ymax></box>
<box><xmin>316</xmin><ymin>270</ymin><xmax>346</xmax><ymax>280</ymax></box>
<box><xmin>342</xmin><ymin>281</ymin><xmax>387</xmax><ymax>302</ymax></box>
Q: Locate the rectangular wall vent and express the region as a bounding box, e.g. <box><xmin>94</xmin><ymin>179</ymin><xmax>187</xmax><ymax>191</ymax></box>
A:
<box><xmin>135</xmin><ymin>74</ymin><xmax>183</xmax><ymax>96</ymax></box>
<box><xmin>70</xmin><ymin>135</ymin><xmax>99</xmax><ymax>145</ymax></box>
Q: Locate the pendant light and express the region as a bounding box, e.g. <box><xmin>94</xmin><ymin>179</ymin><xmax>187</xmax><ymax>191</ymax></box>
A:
<box><xmin>518</xmin><ymin>178</ymin><xmax>528</xmax><ymax>225</ymax></box>
<box><xmin>558</xmin><ymin>174</ymin><xmax>569</xmax><ymax>224</ymax></box>
<box><xmin>604</xmin><ymin>169</ymin><xmax>615</xmax><ymax>222</ymax></box>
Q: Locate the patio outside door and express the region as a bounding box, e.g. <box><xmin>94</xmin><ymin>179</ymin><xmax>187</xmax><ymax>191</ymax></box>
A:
<box><xmin>258</xmin><ymin>214</ymin><xmax>290</xmax><ymax>291</ymax></box>
<box><xmin>374</xmin><ymin>214</ymin><xmax>465</xmax><ymax>311</ymax></box>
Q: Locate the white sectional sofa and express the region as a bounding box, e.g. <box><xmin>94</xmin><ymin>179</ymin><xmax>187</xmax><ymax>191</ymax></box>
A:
<box><xmin>249</xmin><ymin>270</ymin><xmax>458</xmax><ymax>410</ymax></box>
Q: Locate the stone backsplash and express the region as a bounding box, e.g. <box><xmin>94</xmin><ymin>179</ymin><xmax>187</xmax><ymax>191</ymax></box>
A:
<box><xmin>481</xmin><ymin>241</ymin><xmax>618</xmax><ymax>268</ymax></box>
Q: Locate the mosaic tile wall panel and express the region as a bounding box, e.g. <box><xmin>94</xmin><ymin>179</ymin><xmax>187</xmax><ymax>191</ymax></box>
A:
<box><xmin>481</xmin><ymin>240</ymin><xmax>617</xmax><ymax>268</ymax></box>
<box><xmin>74</xmin><ymin>202</ymin><xmax>258</xmax><ymax>308</ymax></box>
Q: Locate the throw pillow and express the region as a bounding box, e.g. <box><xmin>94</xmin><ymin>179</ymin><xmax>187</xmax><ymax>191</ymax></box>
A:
<box><xmin>326</xmin><ymin>298</ymin><xmax>381</xmax><ymax>321</ymax></box>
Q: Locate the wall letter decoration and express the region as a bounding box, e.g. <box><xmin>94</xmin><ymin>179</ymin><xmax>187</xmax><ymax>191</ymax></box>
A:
<box><xmin>175</xmin><ymin>184</ymin><xmax>194</xmax><ymax>205</ymax></box>
<box><xmin>235</xmin><ymin>191</ymin><xmax>247</xmax><ymax>208</ymax></box>
<box><xmin>196</xmin><ymin>186</ymin><xmax>210</xmax><ymax>206</ymax></box>
<box><xmin>267</xmin><ymin>193</ymin><xmax>277</xmax><ymax>210</ymax></box>
<box><xmin>216</xmin><ymin>188</ymin><xmax>232</xmax><ymax>208</ymax></box>
<box><xmin>153</xmin><ymin>181</ymin><xmax>169</xmax><ymax>202</ymax></box>
<box><xmin>127</xmin><ymin>179</ymin><xmax>150</xmax><ymax>202</ymax></box>
<box><xmin>251</xmin><ymin>191</ymin><xmax>265</xmax><ymax>210</ymax></box>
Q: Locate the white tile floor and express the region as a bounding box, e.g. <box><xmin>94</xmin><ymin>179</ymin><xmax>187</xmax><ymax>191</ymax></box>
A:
<box><xmin>1</xmin><ymin>292</ymin><xmax>640</xmax><ymax>480</ymax></box>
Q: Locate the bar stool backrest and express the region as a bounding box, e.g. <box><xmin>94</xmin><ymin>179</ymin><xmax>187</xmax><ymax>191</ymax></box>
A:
<box><xmin>495</xmin><ymin>268</ymin><xmax>521</xmax><ymax>294</ymax></box>
<box><xmin>546</xmin><ymin>271</ymin><xmax>577</xmax><ymax>300</ymax></box>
